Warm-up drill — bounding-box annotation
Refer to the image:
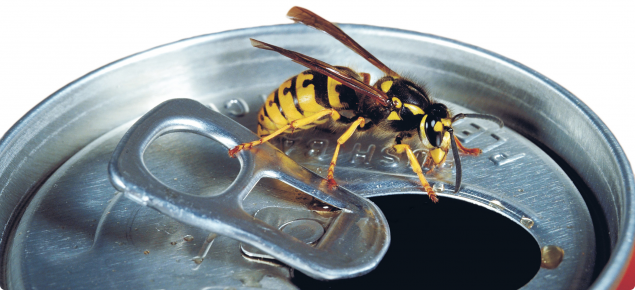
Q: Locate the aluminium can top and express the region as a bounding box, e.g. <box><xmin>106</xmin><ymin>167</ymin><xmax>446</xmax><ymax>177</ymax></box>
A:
<box><xmin>0</xmin><ymin>24</ymin><xmax>633</xmax><ymax>289</ymax></box>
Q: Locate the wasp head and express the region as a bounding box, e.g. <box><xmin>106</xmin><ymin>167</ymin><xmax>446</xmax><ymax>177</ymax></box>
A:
<box><xmin>418</xmin><ymin>103</ymin><xmax>453</xmax><ymax>164</ymax></box>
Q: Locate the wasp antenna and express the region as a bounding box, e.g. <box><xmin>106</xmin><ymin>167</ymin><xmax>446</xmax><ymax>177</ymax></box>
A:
<box><xmin>446</xmin><ymin>127</ymin><xmax>462</xmax><ymax>193</ymax></box>
<box><xmin>452</xmin><ymin>113</ymin><xmax>504</xmax><ymax>128</ymax></box>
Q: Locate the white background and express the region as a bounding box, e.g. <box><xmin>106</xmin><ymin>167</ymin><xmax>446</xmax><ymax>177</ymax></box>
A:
<box><xmin>1</xmin><ymin>0</ymin><xmax>634</xmax><ymax>167</ymax></box>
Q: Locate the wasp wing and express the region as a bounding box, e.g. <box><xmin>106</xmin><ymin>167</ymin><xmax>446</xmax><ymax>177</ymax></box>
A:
<box><xmin>287</xmin><ymin>6</ymin><xmax>400</xmax><ymax>78</ymax></box>
<box><xmin>251</xmin><ymin>38</ymin><xmax>390</xmax><ymax>107</ymax></box>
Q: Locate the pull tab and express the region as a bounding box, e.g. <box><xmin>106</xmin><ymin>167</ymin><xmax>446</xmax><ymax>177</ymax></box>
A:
<box><xmin>108</xmin><ymin>98</ymin><xmax>390</xmax><ymax>280</ymax></box>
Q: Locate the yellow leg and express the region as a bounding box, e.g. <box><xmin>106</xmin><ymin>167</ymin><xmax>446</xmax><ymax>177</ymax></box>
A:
<box><xmin>394</xmin><ymin>144</ymin><xmax>439</xmax><ymax>203</ymax></box>
<box><xmin>229</xmin><ymin>109</ymin><xmax>340</xmax><ymax>157</ymax></box>
<box><xmin>325</xmin><ymin>117</ymin><xmax>365</xmax><ymax>187</ymax></box>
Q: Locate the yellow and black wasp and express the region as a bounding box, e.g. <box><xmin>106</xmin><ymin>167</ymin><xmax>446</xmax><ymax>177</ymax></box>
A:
<box><xmin>229</xmin><ymin>7</ymin><xmax>503</xmax><ymax>202</ymax></box>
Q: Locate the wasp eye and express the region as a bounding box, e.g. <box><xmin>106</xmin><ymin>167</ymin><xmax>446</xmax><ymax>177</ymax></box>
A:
<box><xmin>425</xmin><ymin>117</ymin><xmax>444</xmax><ymax>147</ymax></box>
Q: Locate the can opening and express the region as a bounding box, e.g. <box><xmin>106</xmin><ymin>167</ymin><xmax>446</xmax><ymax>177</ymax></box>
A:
<box><xmin>291</xmin><ymin>195</ymin><xmax>541</xmax><ymax>289</ymax></box>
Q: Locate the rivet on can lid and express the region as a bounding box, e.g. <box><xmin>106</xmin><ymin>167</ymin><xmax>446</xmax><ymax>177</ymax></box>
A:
<box><xmin>280</xmin><ymin>219</ymin><xmax>325</xmax><ymax>244</ymax></box>
<box><xmin>224</xmin><ymin>99</ymin><xmax>249</xmax><ymax>117</ymax></box>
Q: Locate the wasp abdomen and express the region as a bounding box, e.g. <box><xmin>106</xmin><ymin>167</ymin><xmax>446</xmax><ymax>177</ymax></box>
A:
<box><xmin>257</xmin><ymin>69</ymin><xmax>359</xmax><ymax>137</ymax></box>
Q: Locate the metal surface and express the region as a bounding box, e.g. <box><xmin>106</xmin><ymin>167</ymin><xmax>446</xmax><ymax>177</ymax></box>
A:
<box><xmin>0</xmin><ymin>24</ymin><xmax>632</xmax><ymax>289</ymax></box>
<box><xmin>109</xmin><ymin>97</ymin><xmax>595</xmax><ymax>286</ymax></box>
<box><xmin>108</xmin><ymin>98</ymin><xmax>390</xmax><ymax>280</ymax></box>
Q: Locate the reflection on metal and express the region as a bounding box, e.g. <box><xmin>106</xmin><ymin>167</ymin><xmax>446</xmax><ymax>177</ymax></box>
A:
<box><xmin>490</xmin><ymin>152</ymin><xmax>526</xmax><ymax>166</ymax></box>
<box><xmin>108</xmin><ymin>99</ymin><xmax>390</xmax><ymax>280</ymax></box>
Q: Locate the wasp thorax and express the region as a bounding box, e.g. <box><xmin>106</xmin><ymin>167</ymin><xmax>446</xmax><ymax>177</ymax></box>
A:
<box><xmin>377</xmin><ymin>78</ymin><xmax>430</xmax><ymax>123</ymax></box>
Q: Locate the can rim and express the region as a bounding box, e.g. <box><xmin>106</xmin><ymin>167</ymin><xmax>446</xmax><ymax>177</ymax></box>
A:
<box><xmin>1</xmin><ymin>23</ymin><xmax>632</xmax><ymax>289</ymax></box>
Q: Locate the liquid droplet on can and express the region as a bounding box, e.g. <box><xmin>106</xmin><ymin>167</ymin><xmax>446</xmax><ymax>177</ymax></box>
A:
<box><xmin>432</xmin><ymin>183</ymin><xmax>445</xmax><ymax>193</ymax></box>
<box><xmin>192</xmin><ymin>257</ymin><xmax>204</xmax><ymax>265</ymax></box>
<box><xmin>488</xmin><ymin>200</ymin><xmax>505</xmax><ymax>211</ymax></box>
<box><xmin>520</xmin><ymin>217</ymin><xmax>534</xmax><ymax>229</ymax></box>
<box><xmin>541</xmin><ymin>245</ymin><xmax>564</xmax><ymax>269</ymax></box>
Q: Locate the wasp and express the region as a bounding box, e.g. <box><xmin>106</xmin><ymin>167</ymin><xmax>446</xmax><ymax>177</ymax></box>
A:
<box><xmin>229</xmin><ymin>7</ymin><xmax>503</xmax><ymax>202</ymax></box>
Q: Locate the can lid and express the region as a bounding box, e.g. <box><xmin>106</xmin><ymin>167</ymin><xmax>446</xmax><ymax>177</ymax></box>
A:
<box><xmin>5</xmin><ymin>97</ymin><xmax>593</xmax><ymax>288</ymax></box>
<box><xmin>2</xmin><ymin>24</ymin><xmax>627</xmax><ymax>289</ymax></box>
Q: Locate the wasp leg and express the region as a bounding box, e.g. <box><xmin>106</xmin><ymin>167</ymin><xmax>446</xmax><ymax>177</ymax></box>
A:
<box><xmin>423</xmin><ymin>152</ymin><xmax>434</xmax><ymax>171</ymax></box>
<box><xmin>454</xmin><ymin>135</ymin><xmax>481</xmax><ymax>156</ymax></box>
<box><xmin>424</xmin><ymin>153</ymin><xmax>447</xmax><ymax>175</ymax></box>
<box><xmin>228</xmin><ymin>109</ymin><xmax>340</xmax><ymax>157</ymax></box>
<box><xmin>394</xmin><ymin>144</ymin><xmax>438</xmax><ymax>203</ymax></box>
<box><xmin>393</xmin><ymin>144</ymin><xmax>439</xmax><ymax>203</ymax></box>
<box><xmin>326</xmin><ymin>117</ymin><xmax>365</xmax><ymax>188</ymax></box>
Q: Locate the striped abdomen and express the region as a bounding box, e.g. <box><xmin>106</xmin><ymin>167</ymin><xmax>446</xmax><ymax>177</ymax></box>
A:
<box><xmin>257</xmin><ymin>69</ymin><xmax>359</xmax><ymax>137</ymax></box>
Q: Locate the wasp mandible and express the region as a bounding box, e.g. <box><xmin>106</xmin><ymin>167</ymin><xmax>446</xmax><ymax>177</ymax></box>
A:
<box><xmin>229</xmin><ymin>7</ymin><xmax>503</xmax><ymax>202</ymax></box>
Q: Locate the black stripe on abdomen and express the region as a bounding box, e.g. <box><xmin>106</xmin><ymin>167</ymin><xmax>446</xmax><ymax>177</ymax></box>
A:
<box><xmin>285</xmin><ymin>76</ymin><xmax>304</xmax><ymax>115</ymax></box>
<box><xmin>273</xmin><ymin>89</ymin><xmax>287</xmax><ymax>120</ymax></box>
<box><xmin>307</xmin><ymin>71</ymin><xmax>331</xmax><ymax>109</ymax></box>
